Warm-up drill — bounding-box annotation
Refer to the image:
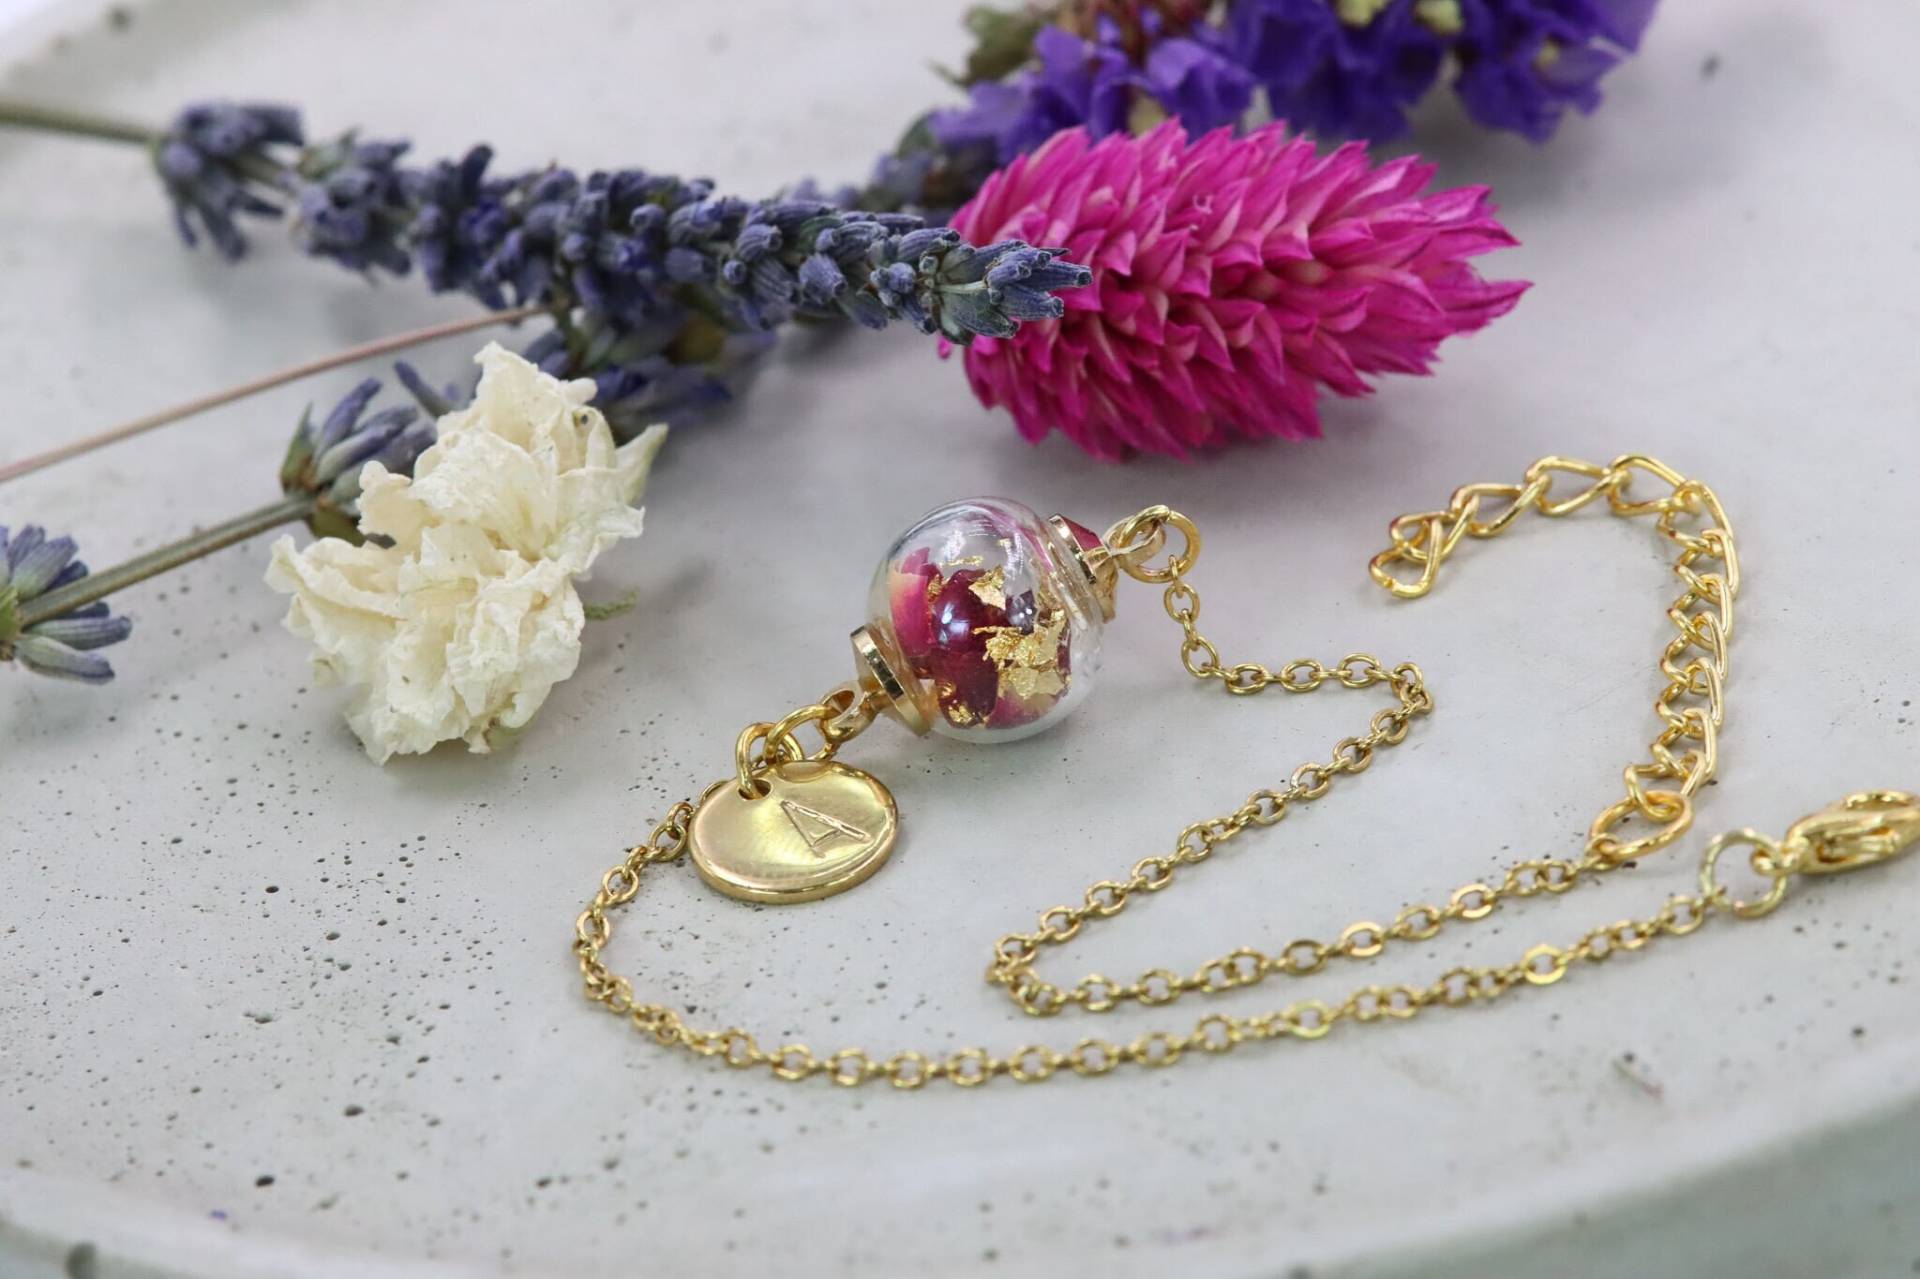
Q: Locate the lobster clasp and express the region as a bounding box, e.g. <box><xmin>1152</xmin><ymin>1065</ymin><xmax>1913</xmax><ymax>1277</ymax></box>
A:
<box><xmin>1783</xmin><ymin>791</ymin><xmax>1920</xmax><ymax>875</ymax></box>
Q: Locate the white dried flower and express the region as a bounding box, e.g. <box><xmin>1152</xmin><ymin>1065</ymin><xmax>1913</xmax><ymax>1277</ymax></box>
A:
<box><xmin>265</xmin><ymin>343</ymin><xmax>667</xmax><ymax>763</ymax></box>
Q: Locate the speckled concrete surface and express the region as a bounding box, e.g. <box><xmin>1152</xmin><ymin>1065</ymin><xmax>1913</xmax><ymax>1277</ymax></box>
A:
<box><xmin>1</xmin><ymin>1</ymin><xmax>1917</xmax><ymax>1276</ymax></box>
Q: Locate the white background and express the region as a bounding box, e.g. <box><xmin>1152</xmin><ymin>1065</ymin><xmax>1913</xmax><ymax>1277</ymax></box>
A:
<box><xmin>1</xmin><ymin>1</ymin><xmax>1917</xmax><ymax>1276</ymax></box>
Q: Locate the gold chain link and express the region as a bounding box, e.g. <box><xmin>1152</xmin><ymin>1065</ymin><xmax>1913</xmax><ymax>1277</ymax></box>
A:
<box><xmin>730</xmin><ymin>682</ymin><xmax>875</xmax><ymax>796</ymax></box>
<box><xmin>569</xmin><ymin>455</ymin><xmax>1898</xmax><ymax>1089</ymax></box>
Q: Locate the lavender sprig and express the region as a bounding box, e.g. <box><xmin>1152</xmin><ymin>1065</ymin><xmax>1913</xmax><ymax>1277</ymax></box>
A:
<box><xmin>150</xmin><ymin>124</ymin><xmax>1091</xmax><ymax>437</ymax></box>
<box><xmin>146</xmin><ymin>111</ymin><xmax>1096</xmax><ymax>352</ymax></box>
<box><xmin>0</xmin><ymin>94</ymin><xmax>1091</xmax><ymax>454</ymax></box>
<box><xmin>141</xmin><ymin>110</ymin><xmax>1091</xmax><ymax>434</ymax></box>
<box><xmin>395</xmin><ymin>152</ymin><xmax>1088</xmax><ymax>344</ymax></box>
<box><xmin>0</xmin><ymin>93</ymin><xmax>1090</xmax><ymax>375</ymax></box>
<box><xmin>0</xmin><ymin>526</ymin><xmax>134</xmax><ymax>684</ymax></box>
<box><xmin>3</xmin><ymin>377</ymin><xmax>442</xmax><ymax>686</ymax></box>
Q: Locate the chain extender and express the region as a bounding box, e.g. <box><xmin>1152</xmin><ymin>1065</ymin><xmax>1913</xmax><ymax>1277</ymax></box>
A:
<box><xmin>571</xmin><ymin>454</ymin><xmax>1918</xmax><ymax>1089</ymax></box>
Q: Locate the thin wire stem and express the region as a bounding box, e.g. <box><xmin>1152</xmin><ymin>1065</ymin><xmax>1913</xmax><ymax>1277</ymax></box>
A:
<box><xmin>15</xmin><ymin>492</ymin><xmax>316</xmax><ymax>628</ymax></box>
<box><xmin>0</xmin><ymin>303</ymin><xmax>546</xmax><ymax>486</ymax></box>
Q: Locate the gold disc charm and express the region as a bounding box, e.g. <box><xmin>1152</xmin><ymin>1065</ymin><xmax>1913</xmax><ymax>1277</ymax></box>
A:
<box><xmin>688</xmin><ymin>760</ymin><xmax>899</xmax><ymax>904</ymax></box>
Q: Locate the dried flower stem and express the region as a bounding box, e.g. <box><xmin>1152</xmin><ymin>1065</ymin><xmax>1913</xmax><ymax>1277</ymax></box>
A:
<box><xmin>0</xmin><ymin>97</ymin><xmax>157</xmax><ymax>146</ymax></box>
<box><xmin>0</xmin><ymin>303</ymin><xmax>544</xmax><ymax>486</ymax></box>
<box><xmin>14</xmin><ymin>492</ymin><xmax>316</xmax><ymax>629</ymax></box>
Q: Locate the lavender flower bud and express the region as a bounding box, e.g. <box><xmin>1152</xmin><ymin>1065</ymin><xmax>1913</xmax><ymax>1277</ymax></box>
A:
<box><xmin>871</xmin><ymin>261</ymin><xmax>918</xmax><ymax>299</ymax></box>
<box><xmin>0</xmin><ymin>526</ymin><xmax>134</xmax><ymax>684</ymax></box>
<box><xmin>403</xmin><ymin>145</ymin><xmax>514</xmax><ymax>301</ymax></box>
<box><xmin>309</xmin><ymin>378</ymin><xmax>382</xmax><ymax>454</ymax></box>
<box><xmin>281</xmin><ymin>380</ymin><xmax>430</xmax><ymax>540</ymax></box>
<box><xmin>797</xmin><ymin>253</ymin><xmax>849</xmax><ymax>302</ymax></box>
<box><xmin>313</xmin><ymin>405</ymin><xmax>421</xmax><ymax>495</ymax></box>
<box><xmin>991</xmin><ymin>284</ymin><xmax>1069</xmax><ymax>322</ymax></box>
<box><xmin>291</xmin><ymin>134</ymin><xmax>413</xmax><ymax>276</ymax></box>
<box><xmin>155</xmin><ymin>101</ymin><xmax>304</xmax><ymax>260</ymax></box>
<box><xmin>733</xmin><ymin>221</ymin><xmax>781</xmax><ymax>260</ymax></box>
<box><xmin>393</xmin><ymin>361</ymin><xmax>462</xmax><ymax>418</ymax></box>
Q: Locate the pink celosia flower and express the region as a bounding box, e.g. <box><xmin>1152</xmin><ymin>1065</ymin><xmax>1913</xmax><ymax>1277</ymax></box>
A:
<box><xmin>946</xmin><ymin>122</ymin><xmax>1529</xmax><ymax>460</ymax></box>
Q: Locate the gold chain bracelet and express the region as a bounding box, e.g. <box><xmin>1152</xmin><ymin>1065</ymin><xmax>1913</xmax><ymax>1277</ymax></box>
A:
<box><xmin>570</xmin><ymin>454</ymin><xmax>1918</xmax><ymax>1089</ymax></box>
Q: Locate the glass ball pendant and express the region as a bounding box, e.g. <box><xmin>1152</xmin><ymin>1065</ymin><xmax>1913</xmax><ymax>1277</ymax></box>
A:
<box><xmin>863</xmin><ymin>498</ymin><xmax>1112</xmax><ymax>742</ymax></box>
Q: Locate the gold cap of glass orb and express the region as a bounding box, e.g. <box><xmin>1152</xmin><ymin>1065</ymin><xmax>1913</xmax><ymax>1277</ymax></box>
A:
<box><xmin>850</xmin><ymin>623</ymin><xmax>937</xmax><ymax>736</ymax></box>
<box><xmin>1049</xmin><ymin>514</ymin><xmax>1118</xmax><ymax>621</ymax></box>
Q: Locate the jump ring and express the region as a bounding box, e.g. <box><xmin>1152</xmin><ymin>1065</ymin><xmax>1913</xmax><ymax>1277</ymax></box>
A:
<box><xmin>1698</xmin><ymin>829</ymin><xmax>1791</xmax><ymax>919</ymax></box>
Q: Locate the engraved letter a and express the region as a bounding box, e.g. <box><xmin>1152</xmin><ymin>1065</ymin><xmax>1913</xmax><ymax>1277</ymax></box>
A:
<box><xmin>780</xmin><ymin>800</ymin><xmax>870</xmax><ymax>856</ymax></box>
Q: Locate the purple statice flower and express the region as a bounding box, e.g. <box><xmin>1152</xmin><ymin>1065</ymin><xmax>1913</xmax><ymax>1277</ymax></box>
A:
<box><xmin>931</xmin><ymin>17</ymin><xmax>1251</xmax><ymax>166</ymax></box>
<box><xmin>291</xmin><ymin>134</ymin><xmax>414</xmax><ymax>275</ymax></box>
<box><xmin>1227</xmin><ymin>0</ymin><xmax>1446</xmax><ymax>141</ymax></box>
<box><xmin>1140</xmin><ymin>26</ymin><xmax>1259</xmax><ymax>134</ymax></box>
<box><xmin>154</xmin><ymin>101</ymin><xmax>304</xmax><ymax>259</ymax></box>
<box><xmin>1452</xmin><ymin>0</ymin><xmax>1659</xmax><ymax>141</ymax></box>
<box><xmin>278</xmin><ymin>377</ymin><xmax>432</xmax><ymax>540</ymax></box>
<box><xmin>965</xmin><ymin>24</ymin><xmax>1138</xmax><ymax>159</ymax></box>
<box><xmin>1227</xmin><ymin>0</ymin><xmax>1654</xmax><ymax>143</ymax></box>
<box><xmin>0</xmin><ymin>526</ymin><xmax>134</xmax><ymax>684</ymax></box>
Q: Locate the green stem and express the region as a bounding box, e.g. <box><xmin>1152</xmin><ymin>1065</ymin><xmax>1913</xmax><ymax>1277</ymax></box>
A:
<box><xmin>233</xmin><ymin>150</ymin><xmax>291</xmax><ymax>190</ymax></box>
<box><xmin>16</xmin><ymin>493</ymin><xmax>315</xmax><ymax>628</ymax></box>
<box><xmin>0</xmin><ymin>97</ymin><xmax>157</xmax><ymax>146</ymax></box>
